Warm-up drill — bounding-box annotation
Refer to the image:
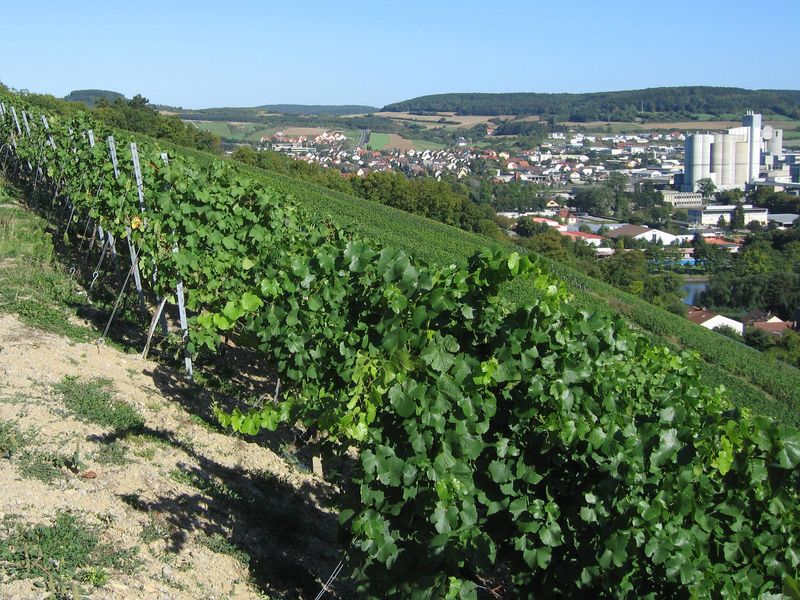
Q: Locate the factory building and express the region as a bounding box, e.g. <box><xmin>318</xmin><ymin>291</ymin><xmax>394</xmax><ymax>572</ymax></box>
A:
<box><xmin>687</xmin><ymin>204</ymin><xmax>769</xmax><ymax>228</ymax></box>
<box><xmin>682</xmin><ymin>112</ymin><xmax>784</xmax><ymax>192</ymax></box>
<box><xmin>661</xmin><ymin>190</ymin><xmax>704</xmax><ymax>208</ymax></box>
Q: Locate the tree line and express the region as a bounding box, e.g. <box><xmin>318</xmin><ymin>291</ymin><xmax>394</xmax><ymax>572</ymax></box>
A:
<box><xmin>18</xmin><ymin>90</ymin><xmax>222</xmax><ymax>154</ymax></box>
<box><xmin>383</xmin><ymin>86</ymin><xmax>800</xmax><ymax>120</ymax></box>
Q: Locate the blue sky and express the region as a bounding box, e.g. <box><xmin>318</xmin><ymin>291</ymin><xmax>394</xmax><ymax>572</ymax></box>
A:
<box><xmin>1</xmin><ymin>0</ymin><xmax>798</xmax><ymax>108</ymax></box>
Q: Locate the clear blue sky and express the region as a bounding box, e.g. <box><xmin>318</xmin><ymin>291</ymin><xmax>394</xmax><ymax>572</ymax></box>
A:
<box><xmin>2</xmin><ymin>0</ymin><xmax>798</xmax><ymax>109</ymax></box>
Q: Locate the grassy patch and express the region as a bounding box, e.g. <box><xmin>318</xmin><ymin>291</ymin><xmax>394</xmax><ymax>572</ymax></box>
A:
<box><xmin>139</xmin><ymin>514</ymin><xmax>173</xmax><ymax>545</ymax></box>
<box><xmin>127</xmin><ymin>432</ymin><xmax>170</xmax><ymax>460</ymax></box>
<box><xmin>0</xmin><ymin>202</ymin><xmax>95</xmax><ymax>343</ymax></box>
<box><xmin>17</xmin><ymin>450</ymin><xmax>67</xmax><ymax>484</ymax></box>
<box><xmin>93</xmin><ymin>440</ymin><xmax>129</xmax><ymax>466</ymax></box>
<box><xmin>189</xmin><ymin>412</ymin><xmax>220</xmax><ymax>433</ymax></box>
<box><xmin>169</xmin><ymin>466</ymin><xmax>241</xmax><ymax>500</ymax></box>
<box><xmin>0</xmin><ymin>419</ymin><xmax>30</xmax><ymax>457</ymax></box>
<box><xmin>197</xmin><ymin>532</ymin><xmax>250</xmax><ymax>565</ymax></box>
<box><xmin>0</xmin><ymin>512</ymin><xmax>140</xmax><ymax>594</ymax></box>
<box><xmin>53</xmin><ymin>376</ymin><xmax>144</xmax><ymax>432</ymax></box>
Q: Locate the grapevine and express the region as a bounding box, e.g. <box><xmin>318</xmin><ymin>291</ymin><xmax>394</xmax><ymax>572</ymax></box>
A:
<box><xmin>0</xmin><ymin>93</ymin><xmax>798</xmax><ymax>598</ymax></box>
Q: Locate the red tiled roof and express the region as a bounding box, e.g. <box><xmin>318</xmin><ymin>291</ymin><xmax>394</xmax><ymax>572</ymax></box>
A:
<box><xmin>686</xmin><ymin>308</ymin><xmax>716</xmax><ymax>324</ymax></box>
<box><xmin>561</xmin><ymin>231</ymin><xmax>603</xmax><ymax>240</ymax></box>
<box><xmin>752</xmin><ymin>321</ymin><xmax>792</xmax><ymax>335</ymax></box>
<box><xmin>704</xmin><ymin>237</ymin><xmax>739</xmax><ymax>247</ymax></box>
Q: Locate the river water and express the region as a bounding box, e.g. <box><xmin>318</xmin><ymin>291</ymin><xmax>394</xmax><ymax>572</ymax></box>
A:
<box><xmin>682</xmin><ymin>281</ymin><xmax>708</xmax><ymax>306</ymax></box>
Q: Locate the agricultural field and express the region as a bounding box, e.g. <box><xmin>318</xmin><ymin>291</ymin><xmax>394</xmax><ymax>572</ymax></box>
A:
<box><xmin>190</xmin><ymin>120</ymin><xmax>268</xmax><ymax>142</ymax></box>
<box><xmin>367</xmin><ymin>132</ymin><xmax>445</xmax><ymax>151</ymax></box>
<box><xmin>374</xmin><ymin>111</ymin><xmax>515</xmax><ymax>128</ymax></box>
<box><xmin>277</xmin><ymin>126</ymin><xmax>328</xmax><ymax>137</ymax></box>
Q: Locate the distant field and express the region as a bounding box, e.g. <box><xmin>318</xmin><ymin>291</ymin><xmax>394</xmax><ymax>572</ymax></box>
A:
<box><xmin>192</xmin><ymin>120</ymin><xmax>266</xmax><ymax>140</ymax></box>
<box><xmin>375</xmin><ymin>111</ymin><xmax>514</xmax><ymax>129</ymax></box>
<box><xmin>368</xmin><ymin>132</ymin><xmax>445</xmax><ymax>151</ymax></box>
<box><xmin>192</xmin><ymin>121</ymin><xmax>333</xmax><ymax>142</ymax></box>
<box><xmin>279</xmin><ymin>127</ymin><xmax>328</xmax><ymax>136</ymax></box>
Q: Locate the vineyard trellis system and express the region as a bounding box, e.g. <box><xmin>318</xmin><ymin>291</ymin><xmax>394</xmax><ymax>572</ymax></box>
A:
<box><xmin>1</xmin><ymin>93</ymin><xmax>798</xmax><ymax>599</ymax></box>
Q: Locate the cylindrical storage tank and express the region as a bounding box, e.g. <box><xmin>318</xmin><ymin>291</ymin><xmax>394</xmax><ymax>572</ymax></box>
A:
<box><xmin>720</xmin><ymin>134</ymin><xmax>735</xmax><ymax>186</ymax></box>
<box><xmin>712</xmin><ymin>134</ymin><xmax>724</xmax><ymax>180</ymax></box>
<box><xmin>746</xmin><ymin>113</ymin><xmax>762</xmax><ymax>182</ymax></box>
<box><xmin>689</xmin><ymin>134</ymin><xmax>705</xmax><ymax>189</ymax></box>
<box><xmin>700</xmin><ymin>134</ymin><xmax>714</xmax><ymax>180</ymax></box>
<box><xmin>735</xmin><ymin>140</ymin><xmax>749</xmax><ymax>185</ymax></box>
<box><xmin>768</xmin><ymin>129</ymin><xmax>783</xmax><ymax>156</ymax></box>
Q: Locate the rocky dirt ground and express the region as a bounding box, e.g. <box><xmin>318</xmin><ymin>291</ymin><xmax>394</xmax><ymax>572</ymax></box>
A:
<box><xmin>0</xmin><ymin>313</ymin><xmax>344</xmax><ymax>599</ymax></box>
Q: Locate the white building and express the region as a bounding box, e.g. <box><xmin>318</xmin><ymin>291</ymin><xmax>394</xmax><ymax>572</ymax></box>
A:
<box><xmin>661</xmin><ymin>190</ymin><xmax>704</xmax><ymax>208</ymax></box>
<box><xmin>687</xmin><ymin>204</ymin><xmax>768</xmax><ymax>228</ymax></box>
<box><xmin>682</xmin><ymin>112</ymin><xmax>783</xmax><ymax>192</ymax></box>
<box><xmin>606</xmin><ymin>224</ymin><xmax>679</xmax><ymax>245</ymax></box>
<box><xmin>687</xmin><ymin>308</ymin><xmax>744</xmax><ymax>335</ymax></box>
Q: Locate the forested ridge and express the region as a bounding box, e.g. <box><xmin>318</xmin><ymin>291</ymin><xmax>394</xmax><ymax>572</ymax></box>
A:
<box><xmin>383</xmin><ymin>86</ymin><xmax>800</xmax><ymax>120</ymax></box>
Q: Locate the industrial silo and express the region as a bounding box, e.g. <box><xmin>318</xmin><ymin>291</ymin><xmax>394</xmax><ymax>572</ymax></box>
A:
<box><xmin>768</xmin><ymin>128</ymin><xmax>783</xmax><ymax>157</ymax></box>
<box><xmin>713</xmin><ymin>133</ymin><xmax>735</xmax><ymax>186</ymax></box>
<box><xmin>735</xmin><ymin>139</ymin><xmax>749</xmax><ymax>186</ymax></box>
<box><xmin>743</xmin><ymin>112</ymin><xmax>762</xmax><ymax>182</ymax></box>
<box><xmin>699</xmin><ymin>134</ymin><xmax>714</xmax><ymax>181</ymax></box>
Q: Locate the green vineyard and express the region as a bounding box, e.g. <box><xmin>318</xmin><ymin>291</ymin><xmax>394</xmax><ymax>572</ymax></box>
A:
<box><xmin>1</xmin><ymin>92</ymin><xmax>798</xmax><ymax>598</ymax></box>
<box><xmin>158</xmin><ymin>139</ymin><xmax>800</xmax><ymax>428</ymax></box>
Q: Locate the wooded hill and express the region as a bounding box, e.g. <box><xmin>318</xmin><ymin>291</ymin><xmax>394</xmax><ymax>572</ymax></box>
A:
<box><xmin>64</xmin><ymin>89</ymin><xmax>127</xmax><ymax>107</ymax></box>
<box><xmin>383</xmin><ymin>86</ymin><xmax>800</xmax><ymax>121</ymax></box>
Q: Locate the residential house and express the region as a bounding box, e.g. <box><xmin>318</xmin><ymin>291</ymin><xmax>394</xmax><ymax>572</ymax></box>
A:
<box><xmin>686</xmin><ymin>307</ymin><xmax>744</xmax><ymax>335</ymax></box>
<box><xmin>606</xmin><ymin>224</ymin><xmax>678</xmax><ymax>245</ymax></box>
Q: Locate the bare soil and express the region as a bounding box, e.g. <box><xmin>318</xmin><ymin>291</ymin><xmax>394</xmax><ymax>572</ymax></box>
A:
<box><xmin>0</xmin><ymin>314</ymin><xmax>343</xmax><ymax>599</ymax></box>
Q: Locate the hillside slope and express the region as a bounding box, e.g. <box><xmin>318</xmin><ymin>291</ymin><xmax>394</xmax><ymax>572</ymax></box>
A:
<box><xmin>217</xmin><ymin>165</ymin><xmax>800</xmax><ymax>426</ymax></box>
<box><xmin>0</xmin><ymin>199</ymin><xmax>345</xmax><ymax>599</ymax></box>
<box><xmin>11</xmin><ymin>90</ymin><xmax>800</xmax><ymax>425</ymax></box>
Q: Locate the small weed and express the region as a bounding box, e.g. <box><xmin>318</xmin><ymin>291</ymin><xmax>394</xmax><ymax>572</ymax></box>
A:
<box><xmin>94</xmin><ymin>441</ymin><xmax>129</xmax><ymax>466</ymax></box>
<box><xmin>139</xmin><ymin>515</ymin><xmax>172</xmax><ymax>545</ymax></box>
<box><xmin>0</xmin><ymin>512</ymin><xmax>141</xmax><ymax>593</ymax></box>
<box><xmin>127</xmin><ymin>433</ymin><xmax>169</xmax><ymax>460</ymax></box>
<box><xmin>77</xmin><ymin>566</ymin><xmax>109</xmax><ymax>587</ymax></box>
<box><xmin>53</xmin><ymin>376</ymin><xmax>144</xmax><ymax>432</ymax></box>
<box><xmin>279</xmin><ymin>442</ymin><xmax>311</xmax><ymax>474</ymax></box>
<box><xmin>197</xmin><ymin>532</ymin><xmax>250</xmax><ymax>565</ymax></box>
<box><xmin>189</xmin><ymin>413</ymin><xmax>218</xmax><ymax>433</ymax></box>
<box><xmin>169</xmin><ymin>467</ymin><xmax>241</xmax><ymax>501</ymax></box>
<box><xmin>0</xmin><ymin>419</ymin><xmax>31</xmax><ymax>457</ymax></box>
<box><xmin>18</xmin><ymin>450</ymin><xmax>65</xmax><ymax>484</ymax></box>
<box><xmin>0</xmin><ymin>392</ymin><xmax>27</xmax><ymax>405</ymax></box>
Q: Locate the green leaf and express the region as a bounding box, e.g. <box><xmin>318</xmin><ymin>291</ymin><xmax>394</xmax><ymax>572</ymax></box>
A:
<box><xmin>421</xmin><ymin>341</ymin><xmax>454</xmax><ymax>373</ymax></box>
<box><xmin>777</xmin><ymin>429</ymin><xmax>800</xmax><ymax>469</ymax></box>
<box><xmin>240</xmin><ymin>291</ymin><xmax>263</xmax><ymax>312</ymax></box>
<box><xmin>388</xmin><ymin>384</ymin><xmax>416</xmax><ymax>418</ymax></box>
<box><xmin>488</xmin><ymin>460</ymin><xmax>512</xmax><ymax>484</ymax></box>
<box><xmin>651</xmin><ymin>428</ymin><xmax>680</xmax><ymax>468</ymax></box>
<box><xmin>212</xmin><ymin>313</ymin><xmax>232</xmax><ymax>330</ymax></box>
<box><xmin>711</xmin><ymin>436</ymin><xmax>734</xmax><ymax>475</ymax></box>
<box><xmin>242</xmin><ymin>257</ymin><xmax>255</xmax><ymax>270</ymax></box>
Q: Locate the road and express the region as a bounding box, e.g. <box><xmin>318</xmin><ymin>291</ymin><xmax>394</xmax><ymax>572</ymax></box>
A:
<box><xmin>356</xmin><ymin>129</ymin><xmax>370</xmax><ymax>148</ymax></box>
